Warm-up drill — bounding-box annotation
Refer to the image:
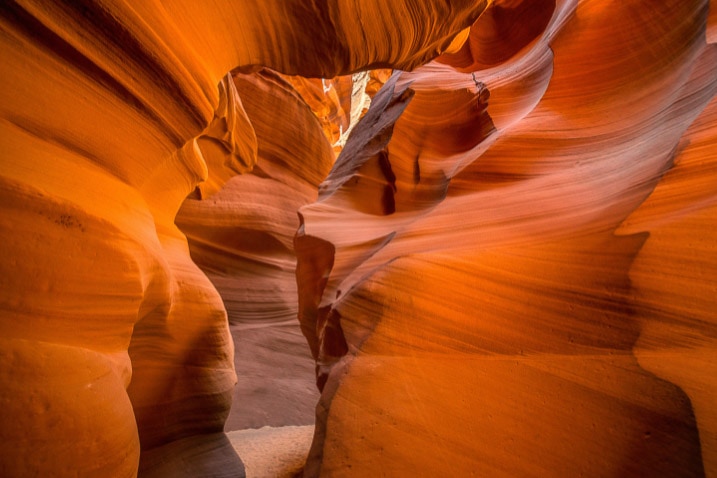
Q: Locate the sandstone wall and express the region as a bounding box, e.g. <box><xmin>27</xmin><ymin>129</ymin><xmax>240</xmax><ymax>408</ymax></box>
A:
<box><xmin>0</xmin><ymin>1</ymin><xmax>485</xmax><ymax>476</ymax></box>
<box><xmin>1</xmin><ymin>1</ymin><xmax>715</xmax><ymax>477</ymax></box>
<box><xmin>297</xmin><ymin>0</ymin><xmax>717</xmax><ymax>476</ymax></box>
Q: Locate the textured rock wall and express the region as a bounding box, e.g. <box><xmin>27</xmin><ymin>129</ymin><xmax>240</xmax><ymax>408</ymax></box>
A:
<box><xmin>0</xmin><ymin>1</ymin><xmax>486</xmax><ymax>476</ymax></box>
<box><xmin>175</xmin><ymin>70</ymin><xmax>335</xmax><ymax>431</ymax></box>
<box><xmin>1</xmin><ymin>0</ymin><xmax>716</xmax><ymax>477</ymax></box>
<box><xmin>296</xmin><ymin>0</ymin><xmax>717</xmax><ymax>476</ymax></box>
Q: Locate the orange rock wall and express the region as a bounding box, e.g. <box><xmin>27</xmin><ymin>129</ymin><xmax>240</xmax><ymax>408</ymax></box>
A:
<box><xmin>297</xmin><ymin>0</ymin><xmax>717</xmax><ymax>476</ymax></box>
<box><xmin>0</xmin><ymin>1</ymin><xmax>486</xmax><ymax>476</ymax></box>
<box><xmin>175</xmin><ymin>70</ymin><xmax>334</xmax><ymax>430</ymax></box>
<box><xmin>1</xmin><ymin>0</ymin><xmax>716</xmax><ymax>477</ymax></box>
<box><xmin>0</xmin><ymin>0</ymin><xmax>483</xmax><ymax>477</ymax></box>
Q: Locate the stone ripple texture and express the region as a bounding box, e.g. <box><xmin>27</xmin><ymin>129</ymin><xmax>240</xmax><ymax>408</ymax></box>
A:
<box><xmin>0</xmin><ymin>1</ymin><xmax>715</xmax><ymax>477</ymax></box>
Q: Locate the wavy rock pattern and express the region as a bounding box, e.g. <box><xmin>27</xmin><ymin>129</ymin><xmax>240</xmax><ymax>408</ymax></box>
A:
<box><xmin>1</xmin><ymin>1</ymin><xmax>715</xmax><ymax>478</ymax></box>
<box><xmin>297</xmin><ymin>0</ymin><xmax>717</xmax><ymax>476</ymax></box>
<box><xmin>176</xmin><ymin>70</ymin><xmax>334</xmax><ymax>431</ymax></box>
<box><xmin>0</xmin><ymin>1</ymin><xmax>486</xmax><ymax>476</ymax></box>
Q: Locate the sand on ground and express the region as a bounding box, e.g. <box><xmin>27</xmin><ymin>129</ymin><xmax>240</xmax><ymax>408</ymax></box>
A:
<box><xmin>228</xmin><ymin>425</ymin><xmax>315</xmax><ymax>478</ymax></box>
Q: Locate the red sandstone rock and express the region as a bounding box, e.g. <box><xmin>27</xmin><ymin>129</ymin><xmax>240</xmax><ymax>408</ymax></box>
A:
<box><xmin>176</xmin><ymin>70</ymin><xmax>335</xmax><ymax>431</ymax></box>
<box><xmin>1</xmin><ymin>0</ymin><xmax>716</xmax><ymax>477</ymax></box>
<box><xmin>297</xmin><ymin>0</ymin><xmax>717</xmax><ymax>476</ymax></box>
<box><xmin>0</xmin><ymin>1</ymin><xmax>486</xmax><ymax>476</ymax></box>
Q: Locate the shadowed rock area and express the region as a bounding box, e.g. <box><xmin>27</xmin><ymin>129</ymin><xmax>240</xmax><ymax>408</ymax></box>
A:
<box><xmin>1</xmin><ymin>1</ymin><xmax>716</xmax><ymax>477</ymax></box>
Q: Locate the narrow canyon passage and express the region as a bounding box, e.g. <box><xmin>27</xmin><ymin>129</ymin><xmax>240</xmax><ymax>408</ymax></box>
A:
<box><xmin>174</xmin><ymin>70</ymin><xmax>337</xmax><ymax>435</ymax></box>
<box><xmin>171</xmin><ymin>69</ymin><xmax>376</xmax><ymax>476</ymax></box>
<box><xmin>1</xmin><ymin>1</ymin><xmax>716</xmax><ymax>477</ymax></box>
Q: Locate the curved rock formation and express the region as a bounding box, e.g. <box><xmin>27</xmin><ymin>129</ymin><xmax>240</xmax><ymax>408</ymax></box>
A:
<box><xmin>297</xmin><ymin>0</ymin><xmax>717</xmax><ymax>476</ymax></box>
<box><xmin>619</xmin><ymin>91</ymin><xmax>717</xmax><ymax>476</ymax></box>
<box><xmin>0</xmin><ymin>1</ymin><xmax>486</xmax><ymax>476</ymax></box>
<box><xmin>1</xmin><ymin>0</ymin><xmax>716</xmax><ymax>477</ymax></box>
<box><xmin>175</xmin><ymin>69</ymin><xmax>334</xmax><ymax>431</ymax></box>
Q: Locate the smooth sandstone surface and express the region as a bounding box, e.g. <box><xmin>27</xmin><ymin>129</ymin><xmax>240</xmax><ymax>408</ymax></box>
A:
<box><xmin>1</xmin><ymin>0</ymin><xmax>716</xmax><ymax>477</ymax></box>
<box><xmin>176</xmin><ymin>70</ymin><xmax>335</xmax><ymax>431</ymax></box>
<box><xmin>297</xmin><ymin>0</ymin><xmax>717</xmax><ymax>476</ymax></box>
<box><xmin>0</xmin><ymin>0</ymin><xmax>486</xmax><ymax>476</ymax></box>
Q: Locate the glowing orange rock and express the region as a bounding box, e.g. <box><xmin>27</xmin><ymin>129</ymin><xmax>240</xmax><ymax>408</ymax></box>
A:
<box><xmin>0</xmin><ymin>1</ymin><xmax>486</xmax><ymax>476</ymax></box>
<box><xmin>619</xmin><ymin>92</ymin><xmax>717</xmax><ymax>476</ymax></box>
<box><xmin>286</xmin><ymin>75</ymin><xmax>356</xmax><ymax>153</ymax></box>
<box><xmin>297</xmin><ymin>0</ymin><xmax>717</xmax><ymax>476</ymax></box>
<box><xmin>2</xmin><ymin>0</ymin><xmax>715</xmax><ymax>476</ymax></box>
<box><xmin>287</xmin><ymin>69</ymin><xmax>393</xmax><ymax>156</ymax></box>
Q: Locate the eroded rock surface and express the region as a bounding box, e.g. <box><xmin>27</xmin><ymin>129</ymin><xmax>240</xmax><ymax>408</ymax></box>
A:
<box><xmin>297</xmin><ymin>0</ymin><xmax>717</xmax><ymax>476</ymax></box>
<box><xmin>1</xmin><ymin>0</ymin><xmax>716</xmax><ymax>477</ymax></box>
<box><xmin>0</xmin><ymin>1</ymin><xmax>486</xmax><ymax>476</ymax></box>
<box><xmin>176</xmin><ymin>70</ymin><xmax>335</xmax><ymax>431</ymax></box>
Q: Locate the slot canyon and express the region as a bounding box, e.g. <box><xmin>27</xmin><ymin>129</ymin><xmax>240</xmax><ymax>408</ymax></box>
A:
<box><xmin>1</xmin><ymin>1</ymin><xmax>716</xmax><ymax>477</ymax></box>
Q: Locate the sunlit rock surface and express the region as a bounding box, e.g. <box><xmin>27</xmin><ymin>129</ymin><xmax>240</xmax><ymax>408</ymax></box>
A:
<box><xmin>1</xmin><ymin>0</ymin><xmax>716</xmax><ymax>477</ymax></box>
<box><xmin>287</xmin><ymin>69</ymin><xmax>393</xmax><ymax>155</ymax></box>
<box><xmin>296</xmin><ymin>0</ymin><xmax>717</xmax><ymax>476</ymax></box>
<box><xmin>0</xmin><ymin>0</ymin><xmax>487</xmax><ymax>476</ymax></box>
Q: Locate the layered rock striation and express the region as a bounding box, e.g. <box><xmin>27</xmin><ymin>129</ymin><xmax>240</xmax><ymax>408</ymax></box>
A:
<box><xmin>296</xmin><ymin>0</ymin><xmax>717</xmax><ymax>476</ymax></box>
<box><xmin>1</xmin><ymin>0</ymin><xmax>716</xmax><ymax>477</ymax></box>
<box><xmin>175</xmin><ymin>69</ymin><xmax>335</xmax><ymax>431</ymax></box>
<box><xmin>0</xmin><ymin>1</ymin><xmax>486</xmax><ymax>476</ymax></box>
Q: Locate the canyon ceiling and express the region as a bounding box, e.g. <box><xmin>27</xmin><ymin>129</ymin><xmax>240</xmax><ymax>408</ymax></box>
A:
<box><xmin>1</xmin><ymin>0</ymin><xmax>716</xmax><ymax>477</ymax></box>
